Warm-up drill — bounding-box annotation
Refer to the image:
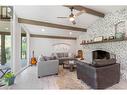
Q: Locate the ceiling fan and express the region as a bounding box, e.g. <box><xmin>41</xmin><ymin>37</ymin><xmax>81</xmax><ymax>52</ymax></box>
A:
<box><xmin>57</xmin><ymin>7</ymin><xmax>85</xmax><ymax>25</ymax></box>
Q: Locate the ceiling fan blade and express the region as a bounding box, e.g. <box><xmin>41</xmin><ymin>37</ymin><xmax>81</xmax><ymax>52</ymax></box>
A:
<box><xmin>57</xmin><ymin>17</ymin><xmax>68</xmax><ymax>18</ymax></box>
<box><xmin>74</xmin><ymin>10</ymin><xmax>85</xmax><ymax>17</ymax></box>
<box><xmin>72</xmin><ymin>20</ymin><xmax>76</xmax><ymax>25</ymax></box>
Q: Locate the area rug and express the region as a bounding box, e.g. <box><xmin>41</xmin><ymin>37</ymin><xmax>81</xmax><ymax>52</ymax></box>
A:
<box><xmin>56</xmin><ymin>66</ymin><xmax>90</xmax><ymax>89</ymax></box>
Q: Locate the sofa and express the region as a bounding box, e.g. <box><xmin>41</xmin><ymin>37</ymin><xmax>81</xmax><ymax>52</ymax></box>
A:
<box><xmin>52</xmin><ymin>52</ymin><xmax>75</xmax><ymax>65</ymax></box>
<box><xmin>76</xmin><ymin>59</ymin><xmax>120</xmax><ymax>89</ymax></box>
<box><xmin>37</xmin><ymin>55</ymin><xmax>59</xmax><ymax>78</ymax></box>
<box><xmin>52</xmin><ymin>52</ymin><xmax>68</xmax><ymax>65</ymax></box>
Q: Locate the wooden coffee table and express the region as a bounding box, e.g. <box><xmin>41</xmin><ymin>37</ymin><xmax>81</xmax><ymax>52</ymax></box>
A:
<box><xmin>58</xmin><ymin>57</ymin><xmax>76</xmax><ymax>68</ymax></box>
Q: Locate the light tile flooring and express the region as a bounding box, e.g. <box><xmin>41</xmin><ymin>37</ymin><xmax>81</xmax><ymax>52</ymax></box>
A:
<box><xmin>0</xmin><ymin>65</ymin><xmax>127</xmax><ymax>90</ymax></box>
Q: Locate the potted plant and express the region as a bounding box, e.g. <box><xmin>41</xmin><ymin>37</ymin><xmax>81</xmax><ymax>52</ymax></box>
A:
<box><xmin>3</xmin><ymin>72</ymin><xmax>15</xmax><ymax>86</ymax></box>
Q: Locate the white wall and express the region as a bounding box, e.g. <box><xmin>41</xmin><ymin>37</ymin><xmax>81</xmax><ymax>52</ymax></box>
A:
<box><xmin>30</xmin><ymin>37</ymin><xmax>77</xmax><ymax>58</ymax></box>
<box><xmin>11</xmin><ymin>8</ymin><xmax>30</xmax><ymax>74</ymax></box>
<box><xmin>12</xmin><ymin>11</ymin><xmax>21</xmax><ymax>74</ymax></box>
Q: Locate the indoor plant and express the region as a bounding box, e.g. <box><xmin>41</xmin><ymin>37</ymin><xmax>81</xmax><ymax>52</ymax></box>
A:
<box><xmin>4</xmin><ymin>72</ymin><xmax>15</xmax><ymax>86</ymax></box>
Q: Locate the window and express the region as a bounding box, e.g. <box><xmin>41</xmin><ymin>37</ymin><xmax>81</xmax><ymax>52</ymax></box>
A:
<box><xmin>21</xmin><ymin>32</ymin><xmax>27</xmax><ymax>68</ymax></box>
<box><xmin>0</xmin><ymin>34</ymin><xmax>11</xmax><ymax>65</ymax></box>
<box><xmin>21</xmin><ymin>34</ymin><xmax>27</xmax><ymax>59</ymax></box>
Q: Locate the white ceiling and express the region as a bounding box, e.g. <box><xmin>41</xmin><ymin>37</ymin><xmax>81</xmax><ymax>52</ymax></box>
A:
<box><xmin>15</xmin><ymin>6</ymin><xmax>100</xmax><ymax>28</ymax></box>
<box><xmin>22</xmin><ymin>24</ymin><xmax>83</xmax><ymax>37</ymax></box>
<box><xmin>14</xmin><ymin>6</ymin><xmax>126</xmax><ymax>37</ymax></box>
<box><xmin>15</xmin><ymin>6</ymin><xmax>126</xmax><ymax>27</ymax></box>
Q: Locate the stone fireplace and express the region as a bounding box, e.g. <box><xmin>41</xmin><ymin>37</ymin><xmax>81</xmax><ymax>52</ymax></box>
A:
<box><xmin>83</xmin><ymin>47</ymin><xmax>126</xmax><ymax>80</ymax></box>
<box><xmin>78</xmin><ymin>8</ymin><xmax>127</xmax><ymax>80</ymax></box>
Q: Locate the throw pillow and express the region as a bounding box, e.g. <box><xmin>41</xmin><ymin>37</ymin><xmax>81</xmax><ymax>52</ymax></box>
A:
<box><xmin>43</xmin><ymin>56</ymin><xmax>51</xmax><ymax>61</ymax></box>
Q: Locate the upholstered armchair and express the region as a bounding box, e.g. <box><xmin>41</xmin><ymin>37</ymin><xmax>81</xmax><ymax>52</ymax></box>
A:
<box><xmin>37</xmin><ymin>56</ymin><xmax>59</xmax><ymax>78</ymax></box>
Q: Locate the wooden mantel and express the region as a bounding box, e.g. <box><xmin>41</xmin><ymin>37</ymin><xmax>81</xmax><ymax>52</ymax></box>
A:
<box><xmin>80</xmin><ymin>38</ymin><xmax>127</xmax><ymax>45</ymax></box>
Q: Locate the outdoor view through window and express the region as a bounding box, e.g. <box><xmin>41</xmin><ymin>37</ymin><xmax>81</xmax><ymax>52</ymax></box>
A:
<box><xmin>0</xmin><ymin>6</ymin><xmax>12</xmax><ymax>66</ymax></box>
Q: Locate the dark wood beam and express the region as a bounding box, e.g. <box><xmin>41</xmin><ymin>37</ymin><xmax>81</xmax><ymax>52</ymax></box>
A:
<box><xmin>64</xmin><ymin>5</ymin><xmax>105</xmax><ymax>17</ymax></box>
<box><xmin>30</xmin><ymin>34</ymin><xmax>77</xmax><ymax>40</ymax></box>
<box><xmin>0</xmin><ymin>15</ymin><xmax>10</xmax><ymax>22</ymax></box>
<box><xmin>18</xmin><ymin>18</ymin><xmax>87</xmax><ymax>32</ymax></box>
<box><xmin>0</xmin><ymin>31</ymin><xmax>10</xmax><ymax>35</ymax></box>
<box><xmin>0</xmin><ymin>31</ymin><xmax>26</xmax><ymax>36</ymax></box>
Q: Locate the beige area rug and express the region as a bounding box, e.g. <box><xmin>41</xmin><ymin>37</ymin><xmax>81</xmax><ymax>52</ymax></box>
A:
<box><xmin>56</xmin><ymin>66</ymin><xmax>90</xmax><ymax>89</ymax></box>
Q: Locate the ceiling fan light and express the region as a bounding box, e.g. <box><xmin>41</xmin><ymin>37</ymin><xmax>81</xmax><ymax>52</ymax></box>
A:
<box><xmin>69</xmin><ymin>17</ymin><xmax>75</xmax><ymax>21</ymax></box>
<box><xmin>69</xmin><ymin>32</ymin><xmax>72</xmax><ymax>35</ymax></box>
<box><xmin>41</xmin><ymin>29</ymin><xmax>45</xmax><ymax>31</ymax></box>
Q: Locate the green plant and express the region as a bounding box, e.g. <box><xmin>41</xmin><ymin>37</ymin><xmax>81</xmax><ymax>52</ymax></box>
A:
<box><xmin>4</xmin><ymin>72</ymin><xmax>15</xmax><ymax>79</ymax></box>
<box><xmin>4</xmin><ymin>72</ymin><xmax>15</xmax><ymax>86</ymax></box>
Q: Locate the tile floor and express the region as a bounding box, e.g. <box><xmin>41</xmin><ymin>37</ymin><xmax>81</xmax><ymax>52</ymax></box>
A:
<box><xmin>0</xmin><ymin>65</ymin><xmax>127</xmax><ymax>90</ymax></box>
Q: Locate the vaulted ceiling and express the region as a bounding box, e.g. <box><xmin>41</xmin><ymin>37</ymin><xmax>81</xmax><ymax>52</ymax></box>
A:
<box><xmin>0</xmin><ymin>6</ymin><xmax>125</xmax><ymax>38</ymax></box>
<box><xmin>15</xmin><ymin>6</ymin><xmax>125</xmax><ymax>28</ymax></box>
<box><xmin>15</xmin><ymin>6</ymin><xmax>100</xmax><ymax>28</ymax></box>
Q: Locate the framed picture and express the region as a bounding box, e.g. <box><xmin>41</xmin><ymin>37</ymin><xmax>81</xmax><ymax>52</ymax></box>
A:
<box><xmin>115</xmin><ymin>32</ymin><xmax>124</xmax><ymax>39</ymax></box>
<box><xmin>94</xmin><ymin>36</ymin><xmax>103</xmax><ymax>42</ymax></box>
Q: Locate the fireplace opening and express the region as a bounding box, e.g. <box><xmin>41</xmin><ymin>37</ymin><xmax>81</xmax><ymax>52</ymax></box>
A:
<box><xmin>92</xmin><ymin>50</ymin><xmax>110</xmax><ymax>60</ymax></box>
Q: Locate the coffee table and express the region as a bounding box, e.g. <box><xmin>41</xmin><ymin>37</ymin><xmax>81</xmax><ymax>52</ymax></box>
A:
<box><xmin>58</xmin><ymin>57</ymin><xmax>76</xmax><ymax>68</ymax></box>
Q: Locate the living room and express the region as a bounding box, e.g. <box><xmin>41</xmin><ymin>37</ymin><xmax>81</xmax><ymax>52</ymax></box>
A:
<box><xmin>1</xmin><ymin>5</ymin><xmax>127</xmax><ymax>91</ymax></box>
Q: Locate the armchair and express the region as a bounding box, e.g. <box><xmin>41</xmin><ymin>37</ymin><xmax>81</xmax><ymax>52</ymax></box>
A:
<box><xmin>38</xmin><ymin>59</ymin><xmax>59</xmax><ymax>78</ymax></box>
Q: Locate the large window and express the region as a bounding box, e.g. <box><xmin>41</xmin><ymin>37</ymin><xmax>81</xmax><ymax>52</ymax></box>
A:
<box><xmin>0</xmin><ymin>34</ymin><xmax>11</xmax><ymax>65</ymax></box>
<box><xmin>5</xmin><ymin>35</ymin><xmax>11</xmax><ymax>64</ymax></box>
<box><xmin>0</xmin><ymin>6</ymin><xmax>12</xmax><ymax>67</ymax></box>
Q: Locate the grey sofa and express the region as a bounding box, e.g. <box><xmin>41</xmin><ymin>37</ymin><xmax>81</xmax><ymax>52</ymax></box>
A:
<box><xmin>52</xmin><ymin>52</ymin><xmax>69</xmax><ymax>65</ymax></box>
<box><xmin>76</xmin><ymin>60</ymin><xmax>120</xmax><ymax>89</ymax></box>
<box><xmin>38</xmin><ymin>59</ymin><xmax>59</xmax><ymax>78</ymax></box>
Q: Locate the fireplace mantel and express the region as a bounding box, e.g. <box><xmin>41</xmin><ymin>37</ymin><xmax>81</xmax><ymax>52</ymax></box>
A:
<box><xmin>80</xmin><ymin>38</ymin><xmax>127</xmax><ymax>45</ymax></box>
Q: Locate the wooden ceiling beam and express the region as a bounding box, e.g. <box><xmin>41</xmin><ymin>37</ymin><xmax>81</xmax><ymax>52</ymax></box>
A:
<box><xmin>0</xmin><ymin>31</ymin><xmax>10</xmax><ymax>35</ymax></box>
<box><xmin>30</xmin><ymin>34</ymin><xmax>77</xmax><ymax>40</ymax></box>
<box><xmin>18</xmin><ymin>18</ymin><xmax>87</xmax><ymax>32</ymax></box>
<box><xmin>64</xmin><ymin>5</ymin><xmax>105</xmax><ymax>17</ymax></box>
